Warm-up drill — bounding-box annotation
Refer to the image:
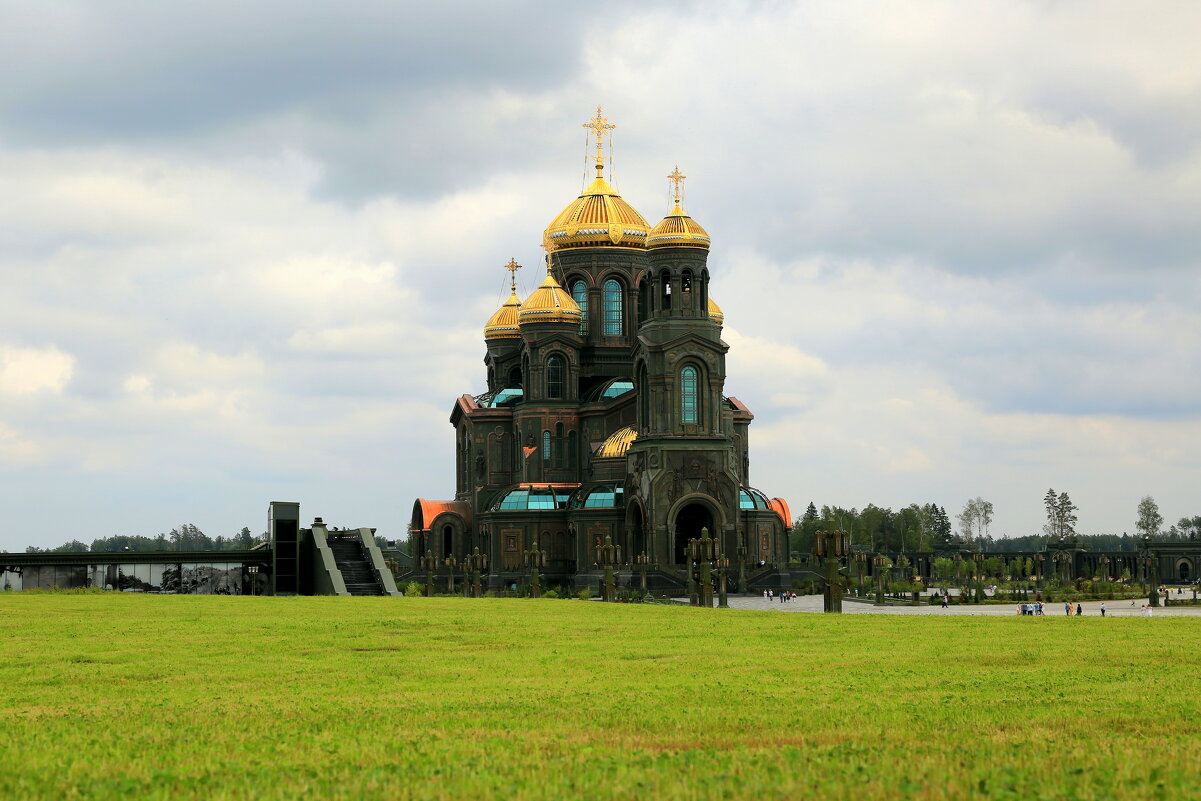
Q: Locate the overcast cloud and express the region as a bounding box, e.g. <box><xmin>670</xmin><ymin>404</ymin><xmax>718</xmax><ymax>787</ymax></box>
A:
<box><xmin>2</xmin><ymin>0</ymin><xmax>1199</xmax><ymax>550</ymax></box>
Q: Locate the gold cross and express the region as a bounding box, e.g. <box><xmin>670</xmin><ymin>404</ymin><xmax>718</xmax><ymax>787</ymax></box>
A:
<box><xmin>667</xmin><ymin>165</ymin><xmax>686</xmax><ymax>205</ymax></box>
<box><xmin>504</xmin><ymin>257</ymin><xmax>521</xmax><ymax>291</ymax></box>
<box><xmin>583</xmin><ymin>105</ymin><xmax>616</xmax><ymax>174</ymax></box>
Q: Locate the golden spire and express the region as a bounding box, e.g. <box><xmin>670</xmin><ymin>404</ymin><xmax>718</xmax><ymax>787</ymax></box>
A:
<box><xmin>667</xmin><ymin>165</ymin><xmax>686</xmax><ymax>207</ymax></box>
<box><xmin>504</xmin><ymin>257</ymin><xmax>521</xmax><ymax>292</ymax></box>
<box><xmin>583</xmin><ymin>105</ymin><xmax>616</xmax><ymax>177</ymax></box>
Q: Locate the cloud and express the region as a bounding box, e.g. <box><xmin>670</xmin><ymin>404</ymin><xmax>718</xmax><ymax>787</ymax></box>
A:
<box><xmin>0</xmin><ymin>345</ymin><xmax>74</xmax><ymax>394</ymax></box>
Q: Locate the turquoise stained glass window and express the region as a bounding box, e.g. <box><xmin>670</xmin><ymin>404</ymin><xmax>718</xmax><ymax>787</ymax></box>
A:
<box><xmin>603</xmin><ymin>279</ymin><xmax>622</xmax><ymax>335</ymax></box>
<box><xmin>572</xmin><ymin>281</ymin><xmax>588</xmax><ymax>335</ymax></box>
<box><xmin>681</xmin><ymin>366</ymin><xmax>698</xmax><ymax>424</ymax></box>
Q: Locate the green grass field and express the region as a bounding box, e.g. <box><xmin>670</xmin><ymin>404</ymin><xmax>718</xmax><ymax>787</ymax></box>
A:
<box><xmin>1</xmin><ymin>594</ymin><xmax>1198</xmax><ymax>800</ymax></box>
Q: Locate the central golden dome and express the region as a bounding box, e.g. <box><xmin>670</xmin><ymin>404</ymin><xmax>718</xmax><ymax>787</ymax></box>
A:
<box><xmin>544</xmin><ymin>106</ymin><xmax>650</xmax><ymax>251</ymax></box>
<box><xmin>543</xmin><ymin>175</ymin><xmax>650</xmax><ymax>251</ymax></box>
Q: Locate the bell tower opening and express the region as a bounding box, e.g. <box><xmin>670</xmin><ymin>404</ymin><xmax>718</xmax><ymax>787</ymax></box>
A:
<box><xmin>673</xmin><ymin>502</ymin><xmax>714</xmax><ymax>564</ymax></box>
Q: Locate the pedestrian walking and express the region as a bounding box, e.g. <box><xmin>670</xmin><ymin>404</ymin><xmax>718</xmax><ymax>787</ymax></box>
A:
<box><xmin>1100</xmin><ymin>602</ymin><xmax>1106</xmax><ymax>617</ymax></box>
<box><xmin>1075</xmin><ymin>603</ymin><xmax>1083</xmax><ymax>616</ymax></box>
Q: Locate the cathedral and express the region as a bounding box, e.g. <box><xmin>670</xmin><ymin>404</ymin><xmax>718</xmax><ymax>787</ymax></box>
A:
<box><xmin>410</xmin><ymin>108</ymin><xmax>791</xmax><ymax>592</ymax></box>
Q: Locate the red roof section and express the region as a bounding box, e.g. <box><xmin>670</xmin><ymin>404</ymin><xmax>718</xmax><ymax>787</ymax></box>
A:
<box><xmin>770</xmin><ymin>497</ymin><xmax>792</xmax><ymax>527</ymax></box>
<box><xmin>411</xmin><ymin>499</ymin><xmax>472</xmax><ymax>532</ymax></box>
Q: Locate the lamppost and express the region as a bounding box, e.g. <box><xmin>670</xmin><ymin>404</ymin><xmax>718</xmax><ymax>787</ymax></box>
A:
<box><xmin>1033</xmin><ymin>553</ymin><xmax>1045</xmax><ymax>592</ymax></box>
<box><xmin>1098</xmin><ymin>555</ymin><xmax>1110</xmax><ymax>596</ymax></box>
<box><xmin>853</xmin><ymin>553</ymin><xmax>867</xmax><ymax>597</ymax></box>
<box><xmin>716</xmin><ymin>554</ymin><xmax>730</xmax><ymax>608</ymax></box>
<box><xmin>247</xmin><ymin>564</ymin><xmax>259</xmax><ymax>597</ymax></box>
<box><xmin>635</xmin><ymin>552</ymin><xmax>651</xmax><ymax>595</ymax></box>
<box><xmin>464</xmin><ymin>547</ymin><xmax>488</xmax><ymax>597</ymax></box>
<box><xmin>896</xmin><ymin>553</ymin><xmax>913</xmax><ymax>603</ymax></box>
<box><xmin>972</xmin><ymin>552</ymin><xmax>985</xmax><ymax>603</ymax></box>
<box><xmin>1140</xmin><ymin>536</ymin><xmax>1159</xmax><ymax>607</ymax></box>
<box><xmin>598</xmin><ymin>534</ymin><xmax>621</xmax><ymax>602</ymax></box>
<box><xmin>444</xmin><ymin>555</ymin><xmax>458</xmax><ymax>595</ymax></box>
<box><xmin>523</xmin><ymin>547</ymin><xmax>546</xmax><ymax>598</ymax></box>
<box><xmin>873</xmin><ymin>555</ymin><xmax>888</xmax><ymax>606</ymax></box>
<box><xmin>688</xmin><ymin>527</ymin><xmax>719</xmax><ymax>608</ymax></box>
<box><xmin>815</xmin><ymin>529</ymin><xmax>850</xmax><ymax>613</ymax></box>
<box><xmin>419</xmin><ymin>550</ymin><xmax>438</xmax><ymax>597</ymax></box>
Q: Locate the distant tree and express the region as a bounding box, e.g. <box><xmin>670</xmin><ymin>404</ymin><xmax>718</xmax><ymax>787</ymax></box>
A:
<box><xmin>1042</xmin><ymin>489</ymin><xmax>1078</xmax><ymax>543</ymax></box>
<box><xmin>956</xmin><ymin>497</ymin><xmax>994</xmax><ymax>545</ymax></box>
<box><xmin>1136</xmin><ymin>496</ymin><xmax>1163</xmax><ymax>540</ymax></box>
<box><xmin>51</xmin><ymin>540</ymin><xmax>89</xmax><ymax>553</ymax></box>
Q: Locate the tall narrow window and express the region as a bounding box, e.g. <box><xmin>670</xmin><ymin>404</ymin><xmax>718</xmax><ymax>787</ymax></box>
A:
<box><xmin>572</xmin><ymin>280</ymin><xmax>588</xmax><ymax>335</ymax></box>
<box><xmin>542</xmin><ymin>430</ymin><xmax>552</xmax><ymax>460</ymax></box>
<box><xmin>603</xmin><ymin>279</ymin><xmax>623</xmax><ymax>335</ymax></box>
<box><xmin>660</xmin><ymin>270</ymin><xmax>672</xmax><ymax>310</ymax></box>
<box><xmin>547</xmin><ymin>355</ymin><xmax>564</xmax><ymax>399</ymax></box>
<box><xmin>681</xmin><ymin>366</ymin><xmax>698</xmax><ymax>425</ymax></box>
<box><xmin>554</xmin><ymin>422</ymin><xmax>565</xmax><ymax>468</ymax></box>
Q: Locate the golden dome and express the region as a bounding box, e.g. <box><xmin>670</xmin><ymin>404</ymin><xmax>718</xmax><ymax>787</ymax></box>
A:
<box><xmin>648</xmin><ymin>202</ymin><xmax>711</xmax><ymax>249</ymax></box>
<box><xmin>543</xmin><ymin>175</ymin><xmax>651</xmax><ymax>251</ymax></box>
<box><xmin>597</xmin><ymin>425</ymin><xmax>637</xmax><ymax>458</ymax></box>
<box><xmin>484</xmin><ymin>288</ymin><xmax>522</xmax><ymax>340</ymax></box>
<box><xmin>648</xmin><ymin>167</ymin><xmax>709</xmax><ymax>249</ymax></box>
<box><xmin>708</xmin><ymin>297</ymin><xmax>724</xmax><ymax>325</ymax></box>
<box><xmin>518</xmin><ymin>268</ymin><xmax>582</xmax><ymax>326</ymax></box>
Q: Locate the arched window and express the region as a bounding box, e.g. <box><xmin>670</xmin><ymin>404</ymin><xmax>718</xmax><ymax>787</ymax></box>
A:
<box><xmin>571</xmin><ymin>280</ymin><xmax>588</xmax><ymax>335</ymax></box>
<box><xmin>603</xmin><ymin>279</ymin><xmax>623</xmax><ymax>335</ymax></box>
<box><xmin>442</xmin><ymin>525</ymin><xmax>453</xmax><ymax>559</ymax></box>
<box><xmin>547</xmin><ymin>355</ymin><xmax>564</xmax><ymax>399</ymax></box>
<box><xmin>682</xmin><ymin>270</ymin><xmax>693</xmax><ymax>294</ymax></box>
<box><xmin>637</xmin><ymin>276</ymin><xmax>649</xmax><ymax>325</ymax></box>
<box><xmin>554</xmin><ymin>422</ymin><xmax>565</xmax><ymax>468</ymax></box>
<box><xmin>542</xmin><ymin>430</ymin><xmax>552</xmax><ymax>460</ymax></box>
<box><xmin>508</xmin><ymin>366</ymin><xmax>522</xmax><ymax>389</ymax></box>
<box><xmin>681</xmin><ymin>366</ymin><xmax>698</xmax><ymax>425</ymax></box>
<box><xmin>660</xmin><ymin>270</ymin><xmax>672</xmax><ymax>310</ymax></box>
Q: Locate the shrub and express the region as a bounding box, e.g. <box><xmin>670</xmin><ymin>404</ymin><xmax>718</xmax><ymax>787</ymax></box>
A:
<box><xmin>404</xmin><ymin>580</ymin><xmax>423</xmax><ymax>597</ymax></box>
<box><xmin>542</xmin><ymin>589</ymin><xmax>559</xmax><ymax>599</ymax></box>
<box><xmin>578</xmin><ymin>586</ymin><xmax>593</xmax><ymax>600</ymax></box>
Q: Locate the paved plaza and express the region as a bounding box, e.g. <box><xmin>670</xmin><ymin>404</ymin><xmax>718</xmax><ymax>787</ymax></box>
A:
<box><xmin>692</xmin><ymin>593</ymin><xmax>1201</xmax><ymax>616</ymax></box>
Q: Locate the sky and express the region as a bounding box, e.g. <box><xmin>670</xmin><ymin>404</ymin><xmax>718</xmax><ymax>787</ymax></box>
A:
<box><xmin>2</xmin><ymin>0</ymin><xmax>1200</xmax><ymax>551</ymax></box>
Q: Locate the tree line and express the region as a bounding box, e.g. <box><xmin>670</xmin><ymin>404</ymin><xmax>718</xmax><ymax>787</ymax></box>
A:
<box><xmin>24</xmin><ymin>523</ymin><xmax>266</xmax><ymax>554</ymax></box>
<box><xmin>791</xmin><ymin>491</ymin><xmax>1201</xmax><ymax>556</ymax></box>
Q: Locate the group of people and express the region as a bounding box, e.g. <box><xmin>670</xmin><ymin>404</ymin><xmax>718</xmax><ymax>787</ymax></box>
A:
<box><xmin>1019</xmin><ymin>601</ymin><xmax>1095</xmax><ymax>616</ymax></box>
<box><xmin>763</xmin><ymin>589</ymin><xmax>797</xmax><ymax>603</ymax></box>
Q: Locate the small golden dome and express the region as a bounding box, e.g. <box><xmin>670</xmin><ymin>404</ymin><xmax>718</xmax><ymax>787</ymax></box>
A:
<box><xmin>484</xmin><ymin>288</ymin><xmax>522</xmax><ymax>340</ymax></box>
<box><xmin>544</xmin><ymin>175</ymin><xmax>651</xmax><ymax>251</ymax></box>
<box><xmin>708</xmin><ymin>297</ymin><xmax>724</xmax><ymax>325</ymax></box>
<box><xmin>649</xmin><ymin>166</ymin><xmax>710</xmax><ymax>249</ymax></box>
<box><xmin>518</xmin><ymin>268</ymin><xmax>582</xmax><ymax>326</ymax></box>
<box><xmin>648</xmin><ymin>202</ymin><xmax>711</xmax><ymax>249</ymax></box>
<box><xmin>597</xmin><ymin>425</ymin><xmax>637</xmax><ymax>458</ymax></box>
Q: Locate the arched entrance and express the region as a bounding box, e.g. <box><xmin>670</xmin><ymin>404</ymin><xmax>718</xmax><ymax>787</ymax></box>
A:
<box><xmin>674</xmin><ymin>502</ymin><xmax>714</xmax><ymax>564</ymax></box>
<box><xmin>1178</xmin><ymin>559</ymin><xmax>1191</xmax><ymax>583</ymax></box>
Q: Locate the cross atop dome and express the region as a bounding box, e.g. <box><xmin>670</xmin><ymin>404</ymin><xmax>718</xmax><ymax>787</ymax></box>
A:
<box><xmin>583</xmin><ymin>105</ymin><xmax>616</xmax><ymax>176</ymax></box>
<box><xmin>667</xmin><ymin>165</ymin><xmax>686</xmax><ymax>206</ymax></box>
<box><xmin>504</xmin><ymin>257</ymin><xmax>521</xmax><ymax>291</ymax></box>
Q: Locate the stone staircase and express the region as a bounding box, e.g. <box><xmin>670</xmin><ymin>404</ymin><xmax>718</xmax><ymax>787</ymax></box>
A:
<box><xmin>328</xmin><ymin>538</ymin><xmax>385</xmax><ymax>596</ymax></box>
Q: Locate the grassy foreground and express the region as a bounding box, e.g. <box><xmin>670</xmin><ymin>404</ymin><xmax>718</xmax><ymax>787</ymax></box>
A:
<box><xmin>1</xmin><ymin>594</ymin><xmax>1199</xmax><ymax>800</ymax></box>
